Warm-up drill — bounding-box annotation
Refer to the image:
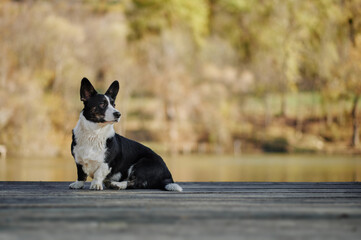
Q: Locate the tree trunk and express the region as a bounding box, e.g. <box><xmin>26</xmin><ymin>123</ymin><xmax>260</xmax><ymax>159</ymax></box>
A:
<box><xmin>348</xmin><ymin>15</ymin><xmax>359</xmax><ymax>147</ymax></box>
<box><xmin>338</xmin><ymin>100</ymin><xmax>345</xmax><ymax>126</ymax></box>
<box><xmin>349</xmin><ymin>18</ymin><xmax>356</xmax><ymax>47</ymax></box>
<box><xmin>208</xmin><ymin>0</ymin><xmax>216</xmax><ymax>35</ymax></box>
<box><xmin>351</xmin><ymin>94</ymin><xmax>360</xmax><ymax>147</ymax></box>
<box><xmin>280</xmin><ymin>93</ymin><xmax>287</xmax><ymax>117</ymax></box>
<box><xmin>296</xmin><ymin>93</ymin><xmax>303</xmax><ymax>133</ymax></box>
<box><xmin>264</xmin><ymin>94</ymin><xmax>271</xmax><ymax>126</ymax></box>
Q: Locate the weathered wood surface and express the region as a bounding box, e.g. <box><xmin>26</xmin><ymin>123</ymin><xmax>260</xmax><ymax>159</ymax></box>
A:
<box><xmin>0</xmin><ymin>182</ymin><xmax>361</xmax><ymax>240</ymax></box>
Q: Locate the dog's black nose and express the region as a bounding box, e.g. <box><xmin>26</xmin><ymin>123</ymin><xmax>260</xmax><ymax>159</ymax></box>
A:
<box><xmin>113</xmin><ymin>112</ymin><xmax>121</xmax><ymax>118</ymax></box>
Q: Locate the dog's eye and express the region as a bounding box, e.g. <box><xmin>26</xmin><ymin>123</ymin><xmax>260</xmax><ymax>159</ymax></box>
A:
<box><xmin>99</xmin><ymin>100</ymin><xmax>108</xmax><ymax>109</ymax></box>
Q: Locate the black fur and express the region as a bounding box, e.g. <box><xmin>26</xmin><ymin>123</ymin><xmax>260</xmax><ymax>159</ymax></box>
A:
<box><xmin>103</xmin><ymin>134</ymin><xmax>174</xmax><ymax>189</ymax></box>
<box><xmin>80</xmin><ymin>78</ymin><xmax>120</xmax><ymax>123</ymax></box>
<box><xmin>71</xmin><ymin>130</ymin><xmax>76</xmax><ymax>157</ymax></box>
<box><xmin>104</xmin><ymin>81</ymin><xmax>119</xmax><ymax>100</ymax></box>
<box><xmin>71</xmin><ymin>130</ymin><xmax>88</xmax><ymax>183</ymax></box>
<box><xmin>82</xmin><ymin>94</ymin><xmax>113</xmax><ymax>123</ymax></box>
<box><xmin>76</xmin><ymin>163</ymin><xmax>87</xmax><ymax>182</ymax></box>
<box><xmin>80</xmin><ymin>77</ymin><xmax>97</xmax><ymax>102</ymax></box>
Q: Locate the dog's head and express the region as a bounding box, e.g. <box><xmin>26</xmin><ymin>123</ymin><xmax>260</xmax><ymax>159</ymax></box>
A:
<box><xmin>80</xmin><ymin>77</ymin><xmax>121</xmax><ymax>124</ymax></box>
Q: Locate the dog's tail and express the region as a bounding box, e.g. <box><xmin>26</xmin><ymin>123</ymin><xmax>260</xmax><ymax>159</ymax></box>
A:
<box><xmin>163</xmin><ymin>179</ymin><xmax>183</xmax><ymax>192</ymax></box>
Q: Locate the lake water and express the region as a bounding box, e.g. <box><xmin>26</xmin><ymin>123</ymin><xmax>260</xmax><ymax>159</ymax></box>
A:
<box><xmin>1</xmin><ymin>154</ymin><xmax>360</xmax><ymax>182</ymax></box>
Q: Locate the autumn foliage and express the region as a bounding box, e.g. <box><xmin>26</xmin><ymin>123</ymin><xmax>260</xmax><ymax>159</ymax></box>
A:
<box><xmin>0</xmin><ymin>0</ymin><xmax>360</xmax><ymax>157</ymax></box>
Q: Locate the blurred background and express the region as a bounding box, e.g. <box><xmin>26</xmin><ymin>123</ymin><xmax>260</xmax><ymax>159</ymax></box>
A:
<box><xmin>0</xmin><ymin>0</ymin><xmax>360</xmax><ymax>182</ymax></box>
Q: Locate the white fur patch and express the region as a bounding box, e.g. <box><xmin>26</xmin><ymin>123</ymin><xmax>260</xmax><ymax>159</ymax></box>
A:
<box><xmin>110</xmin><ymin>172</ymin><xmax>121</xmax><ymax>181</ymax></box>
<box><xmin>69</xmin><ymin>181</ymin><xmax>85</xmax><ymax>189</ymax></box>
<box><xmin>90</xmin><ymin>180</ymin><xmax>103</xmax><ymax>190</ymax></box>
<box><xmin>93</xmin><ymin>163</ymin><xmax>111</xmax><ymax>181</ymax></box>
<box><xmin>165</xmin><ymin>183</ymin><xmax>183</xmax><ymax>192</ymax></box>
<box><xmin>72</xmin><ymin>113</ymin><xmax>114</xmax><ymax>180</ymax></box>
<box><xmin>104</xmin><ymin>96</ymin><xmax>119</xmax><ymax>122</ymax></box>
<box><xmin>88</xmin><ymin>163</ymin><xmax>111</xmax><ymax>191</ymax></box>
<box><xmin>110</xmin><ymin>181</ymin><xmax>127</xmax><ymax>190</ymax></box>
<box><xmin>127</xmin><ymin>164</ymin><xmax>135</xmax><ymax>178</ymax></box>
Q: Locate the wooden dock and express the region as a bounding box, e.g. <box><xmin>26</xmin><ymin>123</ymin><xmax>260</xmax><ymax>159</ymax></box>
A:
<box><xmin>0</xmin><ymin>182</ymin><xmax>361</xmax><ymax>240</ymax></box>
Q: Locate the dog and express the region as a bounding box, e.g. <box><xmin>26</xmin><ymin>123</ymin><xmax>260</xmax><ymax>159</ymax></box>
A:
<box><xmin>69</xmin><ymin>78</ymin><xmax>182</xmax><ymax>192</ymax></box>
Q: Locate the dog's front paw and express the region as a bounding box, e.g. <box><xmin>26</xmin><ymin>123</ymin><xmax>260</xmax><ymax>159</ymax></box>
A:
<box><xmin>69</xmin><ymin>181</ymin><xmax>84</xmax><ymax>189</ymax></box>
<box><xmin>90</xmin><ymin>180</ymin><xmax>103</xmax><ymax>190</ymax></box>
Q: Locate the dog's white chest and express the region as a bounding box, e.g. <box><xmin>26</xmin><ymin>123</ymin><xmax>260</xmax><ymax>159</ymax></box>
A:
<box><xmin>72</xmin><ymin>114</ymin><xmax>115</xmax><ymax>177</ymax></box>
<box><xmin>73</xmin><ymin>132</ymin><xmax>107</xmax><ymax>164</ymax></box>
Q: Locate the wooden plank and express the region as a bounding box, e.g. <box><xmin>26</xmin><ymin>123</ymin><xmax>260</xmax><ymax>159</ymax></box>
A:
<box><xmin>2</xmin><ymin>181</ymin><xmax>361</xmax><ymax>189</ymax></box>
<box><xmin>0</xmin><ymin>182</ymin><xmax>360</xmax><ymax>240</ymax></box>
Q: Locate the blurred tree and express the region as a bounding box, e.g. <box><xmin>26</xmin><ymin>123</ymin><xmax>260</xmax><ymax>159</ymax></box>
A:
<box><xmin>126</xmin><ymin>0</ymin><xmax>209</xmax><ymax>153</ymax></box>
<box><xmin>342</xmin><ymin>0</ymin><xmax>361</xmax><ymax>147</ymax></box>
<box><xmin>126</xmin><ymin>0</ymin><xmax>209</xmax><ymax>44</ymax></box>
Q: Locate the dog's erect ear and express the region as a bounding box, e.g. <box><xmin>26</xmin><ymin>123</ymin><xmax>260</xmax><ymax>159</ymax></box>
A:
<box><xmin>80</xmin><ymin>77</ymin><xmax>97</xmax><ymax>102</ymax></box>
<box><xmin>105</xmin><ymin>80</ymin><xmax>119</xmax><ymax>100</ymax></box>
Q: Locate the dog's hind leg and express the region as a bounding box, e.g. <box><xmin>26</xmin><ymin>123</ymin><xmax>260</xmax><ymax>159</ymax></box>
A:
<box><xmin>103</xmin><ymin>179</ymin><xmax>128</xmax><ymax>190</ymax></box>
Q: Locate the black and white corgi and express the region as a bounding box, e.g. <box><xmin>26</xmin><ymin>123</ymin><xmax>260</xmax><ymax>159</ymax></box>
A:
<box><xmin>69</xmin><ymin>78</ymin><xmax>182</xmax><ymax>192</ymax></box>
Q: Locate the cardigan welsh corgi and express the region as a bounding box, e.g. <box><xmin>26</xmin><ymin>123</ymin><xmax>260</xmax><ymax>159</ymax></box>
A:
<box><xmin>69</xmin><ymin>78</ymin><xmax>182</xmax><ymax>192</ymax></box>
